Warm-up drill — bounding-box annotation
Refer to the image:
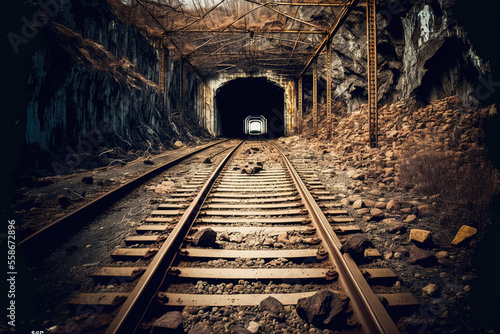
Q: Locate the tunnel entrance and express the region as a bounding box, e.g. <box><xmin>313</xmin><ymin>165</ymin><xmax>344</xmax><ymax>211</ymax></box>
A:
<box><xmin>215</xmin><ymin>78</ymin><xmax>285</xmax><ymax>138</ymax></box>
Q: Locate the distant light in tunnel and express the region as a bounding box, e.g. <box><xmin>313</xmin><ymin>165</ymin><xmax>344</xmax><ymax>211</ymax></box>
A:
<box><xmin>249</xmin><ymin>121</ymin><xmax>262</xmax><ymax>134</ymax></box>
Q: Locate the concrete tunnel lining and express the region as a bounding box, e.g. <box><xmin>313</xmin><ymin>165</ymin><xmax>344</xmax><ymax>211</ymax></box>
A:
<box><xmin>215</xmin><ymin>78</ymin><xmax>285</xmax><ymax>138</ymax></box>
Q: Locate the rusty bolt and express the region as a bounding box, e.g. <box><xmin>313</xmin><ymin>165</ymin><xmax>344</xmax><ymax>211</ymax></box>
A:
<box><xmin>167</xmin><ymin>268</ymin><xmax>181</xmax><ymax>276</ymax></box>
<box><xmin>346</xmin><ymin>318</ymin><xmax>358</xmax><ymax>328</ymax></box>
<box><xmin>326</xmin><ymin>269</ymin><xmax>339</xmax><ymax>281</ymax></box>
<box><xmin>316</xmin><ymin>249</ymin><xmax>329</xmax><ymax>261</ymax></box>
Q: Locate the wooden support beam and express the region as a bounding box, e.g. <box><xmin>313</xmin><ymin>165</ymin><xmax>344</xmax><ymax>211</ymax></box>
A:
<box><xmin>313</xmin><ymin>59</ymin><xmax>318</xmax><ymax>134</ymax></box>
<box><xmin>326</xmin><ymin>43</ymin><xmax>332</xmax><ymax>139</ymax></box>
<box><xmin>366</xmin><ymin>0</ymin><xmax>378</xmax><ymax>147</ymax></box>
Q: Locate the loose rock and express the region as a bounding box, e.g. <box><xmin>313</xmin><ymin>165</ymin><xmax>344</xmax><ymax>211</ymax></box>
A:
<box><xmin>81</xmin><ymin>176</ymin><xmax>93</xmax><ymax>184</ymax></box>
<box><xmin>296</xmin><ymin>290</ymin><xmax>348</xmax><ymax>328</ymax></box>
<box><xmin>451</xmin><ymin>225</ymin><xmax>477</xmax><ymax>245</ymax></box>
<box><xmin>152</xmin><ymin>311</ymin><xmax>183</xmax><ymax>333</ymax></box>
<box><xmin>191</xmin><ymin>228</ymin><xmax>217</xmax><ymax>247</ymax></box>
<box><xmin>409</xmin><ymin>229</ymin><xmax>431</xmax><ymax>243</ymax></box>
<box><xmin>340</xmin><ymin>234</ymin><xmax>371</xmax><ymax>259</ymax></box>
<box><xmin>417</xmin><ymin>204</ymin><xmax>430</xmax><ymax>216</ymax></box>
<box><xmin>260</xmin><ymin>296</ymin><xmax>284</xmax><ymax>316</ymax></box>
<box><xmin>408</xmin><ymin>245</ymin><xmax>435</xmax><ymax>265</ymax></box>
<box><xmin>246</xmin><ymin>321</ymin><xmax>260</xmax><ymax>334</ymax></box>
<box><xmin>386</xmin><ymin>199</ymin><xmax>400</xmax><ymax>212</ymax></box>
<box><xmin>422</xmin><ymin>284</ymin><xmax>439</xmax><ymax>297</ymax></box>
<box><xmin>435</xmin><ymin>251</ymin><xmax>449</xmax><ymax>259</ymax></box>
<box><xmin>403</xmin><ymin>215</ymin><xmax>417</xmax><ymax>223</ymax></box>
<box><xmin>385</xmin><ymin>221</ymin><xmax>407</xmax><ymax>234</ymax></box>
<box><xmin>352</xmin><ymin>199</ymin><xmax>364</xmax><ymax>209</ymax></box>
<box><xmin>369</xmin><ymin>208</ymin><xmax>385</xmax><ymax>221</ymax></box>
<box><xmin>188</xmin><ymin>322</ymin><xmax>212</xmax><ymax>334</ymax></box>
<box><xmin>57</xmin><ymin>195</ymin><xmax>70</xmax><ymax>208</ymax></box>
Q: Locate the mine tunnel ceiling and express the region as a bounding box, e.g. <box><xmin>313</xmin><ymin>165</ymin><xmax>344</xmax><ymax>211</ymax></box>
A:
<box><xmin>112</xmin><ymin>0</ymin><xmax>363</xmax><ymax>78</ymax></box>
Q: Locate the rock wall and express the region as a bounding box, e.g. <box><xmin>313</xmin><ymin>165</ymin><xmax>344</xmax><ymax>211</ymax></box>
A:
<box><xmin>54</xmin><ymin>0</ymin><xmax>158</xmax><ymax>82</ymax></box>
<box><xmin>305</xmin><ymin>0</ymin><xmax>488</xmax><ymax>113</ymax></box>
<box><xmin>23</xmin><ymin>0</ymin><xmax>206</xmax><ymax>175</ymax></box>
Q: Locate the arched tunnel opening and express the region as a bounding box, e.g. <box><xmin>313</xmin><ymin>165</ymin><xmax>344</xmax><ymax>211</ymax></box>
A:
<box><xmin>215</xmin><ymin>78</ymin><xmax>285</xmax><ymax>138</ymax></box>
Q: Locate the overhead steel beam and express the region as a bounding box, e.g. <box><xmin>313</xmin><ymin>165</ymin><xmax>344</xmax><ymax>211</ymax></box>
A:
<box><xmin>244</xmin><ymin>0</ymin><xmax>324</xmax><ymax>29</ymax></box>
<box><xmin>298</xmin><ymin>0</ymin><xmax>359</xmax><ymax>77</ymax></box>
<box><xmin>185</xmin><ymin>3</ymin><xmax>268</xmax><ymax>57</ymax></box>
<box><xmin>367</xmin><ymin>0</ymin><xmax>378</xmax><ymax>147</ymax></box>
<box><xmin>266</xmin><ymin>1</ymin><xmax>350</xmax><ymax>6</ymax></box>
<box><xmin>169</xmin><ymin>29</ymin><xmax>326</xmax><ymax>34</ymax></box>
<box><xmin>135</xmin><ymin>0</ymin><xmax>205</xmax><ymax>80</ymax></box>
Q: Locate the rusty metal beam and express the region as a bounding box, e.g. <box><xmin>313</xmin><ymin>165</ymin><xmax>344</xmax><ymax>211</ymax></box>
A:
<box><xmin>244</xmin><ymin>0</ymin><xmax>324</xmax><ymax>30</ymax></box>
<box><xmin>313</xmin><ymin>58</ymin><xmax>318</xmax><ymax>134</ymax></box>
<box><xmin>298</xmin><ymin>76</ymin><xmax>303</xmax><ymax>134</ymax></box>
<box><xmin>185</xmin><ymin>3</ymin><xmax>267</xmax><ymax>57</ymax></box>
<box><xmin>326</xmin><ymin>43</ymin><xmax>332</xmax><ymax>139</ymax></box>
<box><xmin>298</xmin><ymin>0</ymin><xmax>359</xmax><ymax>77</ymax></box>
<box><xmin>266</xmin><ymin>1</ymin><xmax>350</xmax><ymax>6</ymax></box>
<box><xmin>169</xmin><ymin>29</ymin><xmax>326</xmax><ymax>34</ymax></box>
<box><xmin>367</xmin><ymin>0</ymin><xmax>378</xmax><ymax>147</ymax></box>
<box><xmin>135</xmin><ymin>0</ymin><xmax>205</xmax><ymax>80</ymax></box>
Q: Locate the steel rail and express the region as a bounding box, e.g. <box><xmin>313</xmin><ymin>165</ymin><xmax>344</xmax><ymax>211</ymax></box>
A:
<box><xmin>105</xmin><ymin>139</ymin><xmax>246</xmax><ymax>334</ymax></box>
<box><xmin>19</xmin><ymin>139</ymin><xmax>230</xmax><ymax>249</ymax></box>
<box><xmin>271</xmin><ymin>141</ymin><xmax>399</xmax><ymax>334</ymax></box>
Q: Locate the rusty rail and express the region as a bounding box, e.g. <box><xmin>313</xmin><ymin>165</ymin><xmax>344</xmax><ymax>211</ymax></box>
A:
<box><xmin>271</xmin><ymin>141</ymin><xmax>399</xmax><ymax>334</ymax></box>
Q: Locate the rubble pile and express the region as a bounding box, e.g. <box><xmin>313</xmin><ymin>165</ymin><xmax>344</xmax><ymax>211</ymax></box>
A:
<box><xmin>316</xmin><ymin>96</ymin><xmax>498</xmax><ymax>194</ymax></box>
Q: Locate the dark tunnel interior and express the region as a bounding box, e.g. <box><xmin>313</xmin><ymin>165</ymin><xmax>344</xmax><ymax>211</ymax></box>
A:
<box><xmin>215</xmin><ymin>78</ymin><xmax>285</xmax><ymax>138</ymax></box>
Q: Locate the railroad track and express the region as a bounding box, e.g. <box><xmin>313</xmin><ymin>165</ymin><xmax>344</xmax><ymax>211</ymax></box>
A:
<box><xmin>66</xmin><ymin>139</ymin><xmax>417</xmax><ymax>333</ymax></box>
<box><xmin>18</xmin><ymin>139</ymin><xmax>231</xmax><ymax>248</ymax></box>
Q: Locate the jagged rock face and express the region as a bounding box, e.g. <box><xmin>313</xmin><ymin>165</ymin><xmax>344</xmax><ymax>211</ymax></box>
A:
<box><xmin>26</xmin><ymin>23</ymin><xmax>169</xmax><ymax>163</ymax></box>
<box><xmin>54</xmin><ymin>0</ymin><xmax>158</xmax><ymax>82</ymax></box>
<box><xmin>23</xmin><ymin>0</ymin><xmax>205</xmax><ymax>174</ymax></box>
<box><xmin>311</xmin><ymin>0</ymin><xmax>487</xmax><ymax>112</ymax></box>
